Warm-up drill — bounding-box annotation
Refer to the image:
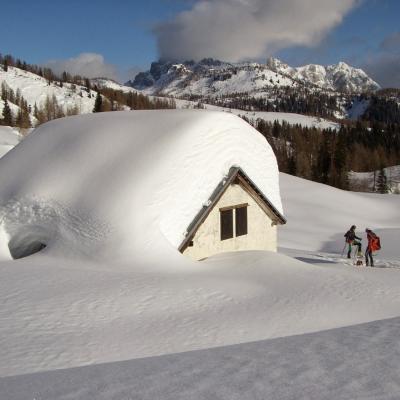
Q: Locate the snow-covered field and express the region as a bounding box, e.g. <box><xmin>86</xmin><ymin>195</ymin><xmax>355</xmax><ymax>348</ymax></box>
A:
<box><xmin>0</xmin><ymin>126</ymin><xmax>22</xmax><ymax>158</ymax></box>
<box><xmin>350</xmin><ymin>165</ymin><xmax>400</xmax><ymax>193</ymax></box>
<box><xmin>0</xmin><ymin>110</ymin><xmax>399</xmax><ymax>398</ymax></box>
<box><xmin>3</xmin><ymin>317</ymin><xmax>400</xmax><ymax>400</ymax></box>
<box><xmin>175</xmin><ymin>98</ymin><xmax>340</xmax><ymax>130</ymax></box>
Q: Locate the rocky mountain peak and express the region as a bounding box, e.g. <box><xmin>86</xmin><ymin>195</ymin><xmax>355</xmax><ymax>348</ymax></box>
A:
<box><xmin>127</xmin><ymin>57</ymin><xmax>380</xmax><ymax>96</ymax></box>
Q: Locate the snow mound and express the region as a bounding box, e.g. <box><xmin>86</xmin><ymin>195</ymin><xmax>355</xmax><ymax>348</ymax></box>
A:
<box><xmin>0</xmin><ymin>155</ymin><xmax>399</xmax><ymax>377</ymax></box>
<box><xmin>0</xmin><ymin>110</ymin><xmax>282</xmax><ymax>262</ymax></box>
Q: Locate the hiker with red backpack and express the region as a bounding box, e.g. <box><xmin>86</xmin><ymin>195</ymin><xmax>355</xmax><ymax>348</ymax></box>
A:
<box><xmin>365</xmin><ymin>228</ymin><xmax>381</xmax><ymax>267</ymax></box>
<box><xmin>344</xmin><ymin>225</ymin><xmax>362</xmax><ymax>259</ymax></box>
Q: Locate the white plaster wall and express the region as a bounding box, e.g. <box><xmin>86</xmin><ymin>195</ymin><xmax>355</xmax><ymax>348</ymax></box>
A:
<box><xmin>183</xmin><ymin>183</ymin><xmax>277</xmax><ymax>260</ymax></box>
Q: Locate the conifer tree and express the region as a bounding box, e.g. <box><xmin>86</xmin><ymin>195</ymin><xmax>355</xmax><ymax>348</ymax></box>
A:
<box><xmin>8</xmin><ymin>87</ymin><xmax>15</xmax><ymax>104</ymax></box>
<box><xmin>93</xmin><ymin>92</ymin><xmax>103</xmax><ymax>113</ymax></box>
<box><xmin>2</xmin><ymin>99</ymin><xmax>13</xmax><ymax>126</ymax></box>
<box><xmin>1</xmin><ymin>82</ymin><xmax>7</xmax><ymax>101</ymax></box>
<box><xmin>16</xmin><ymin>98</ymin><xmax>31</xmax><ymax>129</ymax></box>
<box><xmin>16</xmin><ymin>109</ymin><xmax>23</xmax><ymax>128</ymax></box>
<box><xmin>85</xmin><ymin>78</ymin><xmax>91</xmax><ymax>91</ymax></box>
<box><xmin>314</xmin><ymin>137</ymin><xmax>331</xmax><ymax>184</ymax></box>
<box><xmin>33</xmin><ymin>103</ymin><xmax>39</xmax><ymax>120</ymax></box>
<box><xmin>330</xmin><ymin>130</ymin><xmax>348</xmax><ymax>189</ymax></box>
<box><xmin>376</xmin><ymin>168</ymin><xmax>389</xmax><ymax>193</ymax></box>
<box><xmin>15</xmin><ymin>88</ymin><xmax>21</xmax><ymax>106</ymax></box>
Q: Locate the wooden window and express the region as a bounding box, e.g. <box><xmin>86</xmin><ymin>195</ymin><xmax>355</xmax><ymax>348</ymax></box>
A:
<box><xmin>235</xmin><ymin>206</ymin><xmax>248</xmax><ymax>237</ymax></box>
<box><xmin>220</xmin><ymin>209</ymin><xmax>233</xmax><ymax>240</ymax></box>
<box><xmin>220</xmin><ymin>205</ymin><xmax>248</xmax><ymax>240</ymax></box>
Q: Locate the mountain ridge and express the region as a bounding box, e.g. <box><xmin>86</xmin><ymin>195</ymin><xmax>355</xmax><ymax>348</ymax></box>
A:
<box><xmin>128</xmin><ymin>57</ymin><xmax>380</xmax><ymax>97</ymax></box>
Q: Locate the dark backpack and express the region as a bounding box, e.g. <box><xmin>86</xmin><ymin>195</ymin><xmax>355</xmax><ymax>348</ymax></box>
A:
<box><xmin>344</xmin><ymin>230</ymin><xmax>354</xmax><ymax>243</ymax></box>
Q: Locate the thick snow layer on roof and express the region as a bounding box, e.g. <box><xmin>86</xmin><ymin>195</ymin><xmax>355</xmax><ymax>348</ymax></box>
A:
<box><xmin>0</xmin><ymin>110</ymin><xmax>282</xmax><ymax>261</ymax></box>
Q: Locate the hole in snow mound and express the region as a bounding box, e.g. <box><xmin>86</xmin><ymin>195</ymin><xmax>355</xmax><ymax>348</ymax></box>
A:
<box><xmin>8</xmin><ymin>226</ymin><xmax>49</xmax><ymax>259</ymax></box>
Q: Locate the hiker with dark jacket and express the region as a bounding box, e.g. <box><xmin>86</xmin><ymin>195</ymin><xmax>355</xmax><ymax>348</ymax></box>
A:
<box><xmin>344</xmin><ymin>225</ymin><xmax>362</xmax><ymax>258</ymax></box>
<box><xmin>365</xmin><ymin>228</ymin><xmax>380</xmax><ymax>267</ymax></box>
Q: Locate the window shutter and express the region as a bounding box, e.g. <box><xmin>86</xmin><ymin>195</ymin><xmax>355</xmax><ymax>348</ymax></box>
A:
<box><xmin>220</xmin><ymin>209</ymin><xmax>233</xmax><ymax>240</ymax></box>
<box><xmin>235</xmin><ymin>206</ymin><xmax>248</xmax><ymax>236</ymax></box>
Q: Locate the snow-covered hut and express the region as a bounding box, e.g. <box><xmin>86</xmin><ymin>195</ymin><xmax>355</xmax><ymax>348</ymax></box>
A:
<box><xmin>180</xmin><ymin>166</ymin><xmax>286</xmax><ymax>260</ymax></box>
<box><xmin>0</xmin><ymin>110</ymin><xmax>285</xmax><ymax>262</ymax></box>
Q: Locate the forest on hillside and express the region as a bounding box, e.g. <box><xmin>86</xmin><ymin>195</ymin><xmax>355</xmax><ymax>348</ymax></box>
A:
<box><xmin>0</xmin><ymin>53</ymin><xmax>175</xmax><ymax>129</ymax></box>
<box><xmin>253</xmin><ymin>118</ymin><xmax>400</xmax><ymax>193</ymax></box>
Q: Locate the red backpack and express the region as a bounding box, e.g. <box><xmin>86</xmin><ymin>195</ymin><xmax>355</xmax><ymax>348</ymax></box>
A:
<box><xmin>370</xmin><ymin>233</ymin><xmax>381</xmax><ymax>252</ymax></box>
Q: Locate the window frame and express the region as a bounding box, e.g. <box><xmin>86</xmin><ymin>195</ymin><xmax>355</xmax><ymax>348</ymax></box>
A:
<box><xmin>219</xmin><ymin>203</ymin><xmax>248</xmax><ymax>241</ymax></box>
<box><xmin>220</xmin><ymin>208</ymin><xmax>234</xmax><ymax>241</ymax></box>
<box><xmin>235</xmin><ymin>205</ymin><xmax>248</xmax><ymax>237</ymax></box>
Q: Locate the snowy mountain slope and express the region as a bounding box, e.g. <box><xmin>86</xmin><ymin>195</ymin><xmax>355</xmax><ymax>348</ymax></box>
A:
<box><xmin>91</xmin><ymin>77</ymin><xmax>137</xmax><ymax>93</ymax></box>
<box><xmin>345</xmin><ymin>97</ymin><xmax>370</xmax><ymax>120</ymax></box>
<box><xmin>0</xmin><ymin>126</ymin><xmax>22</xmax><ymax>158</ymax></box>
<box><xmin>0</xmin><ymin>98</ymin><xmax>21</xmax><ymax>122</ymax></box>
<box><xmin>132</xmin><ymin>60</ymin><xmax>293</xmax><ymax>97</ymax></box>
<box><xmin>175</xmin><ymin>99</ymin><xmax>340</xmax><ymax>130</ymax></box>
<box><xmin>129</xmin><ymin>58</ymin><xmax>380</xmax><ymax>98</ymax></box>
<box><xmin>0</xmin><ymin>111</ymin><xmax>399</xmax><ymax>378</ymax></box>
<box><xmin>0</xmin><ymin>65</ymin><xmax>97</xmax><ymax>115</ymax></box>
<box><xmin>0</xmin><ymin>64</ymin><xmax>148</xmax><ymax>128</ymax></box>
<box><xmin>275</xmin><ymin>60</ymin><xmax>380</xmax><ymax>93</ymax></box>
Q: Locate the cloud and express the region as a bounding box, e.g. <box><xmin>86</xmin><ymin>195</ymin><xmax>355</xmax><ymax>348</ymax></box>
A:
<box><xmin>154</xmin><ymin>0</ymin><xmax>360</xmax><ymax>62</ymax></box>
<box><xmin>46</xmin><ymin>53</ymin><xmax>119</xmax><ymax>80</ymax></box>
<box><xmin>380</xmin><ymin>31</ymin><xmax>400</xmax><ymax>51</ymax></box>
<box><xmin>123</xmin><ymin>66</ymin><xmax>145</xmax><ymax>83</ymax></box>
<box><xmin>362</xmin><ymin>32</ymin><xmax>400</xmax><ymax>88</ymax></box>
<box><xmin>363</xmin><ymin>55</ymin><xmax>400</xmax><ymax>89</ymax></box>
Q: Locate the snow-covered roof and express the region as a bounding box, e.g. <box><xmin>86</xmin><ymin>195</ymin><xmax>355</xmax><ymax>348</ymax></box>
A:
<box><xmin>0</xmin><ymin>110</ymin><xmax>283</xmax><ymax>261</ymax></box>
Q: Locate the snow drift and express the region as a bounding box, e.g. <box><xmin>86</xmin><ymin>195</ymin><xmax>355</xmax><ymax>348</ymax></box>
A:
<box><xmin>0</xmin><ymin>110</ymin><xmax>282</xmax><ymax>262</ymax></box>
<box><xmin>0</xmin><ymin>112</ymin><xmax>399</xmax><ymax>377</ymax></box>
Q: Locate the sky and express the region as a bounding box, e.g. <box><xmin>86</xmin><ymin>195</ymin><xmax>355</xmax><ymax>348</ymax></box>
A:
<box><xmin>1</xmin><ymin>0</ymin><xmax>399</xmax><ymax>87</ymax></box>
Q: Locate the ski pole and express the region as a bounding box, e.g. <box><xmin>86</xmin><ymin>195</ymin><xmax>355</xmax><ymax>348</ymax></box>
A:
<box><xmin>341</xmin><ymin>242</ymin><xmax>347</xmax><ymax>257</ymax></box>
